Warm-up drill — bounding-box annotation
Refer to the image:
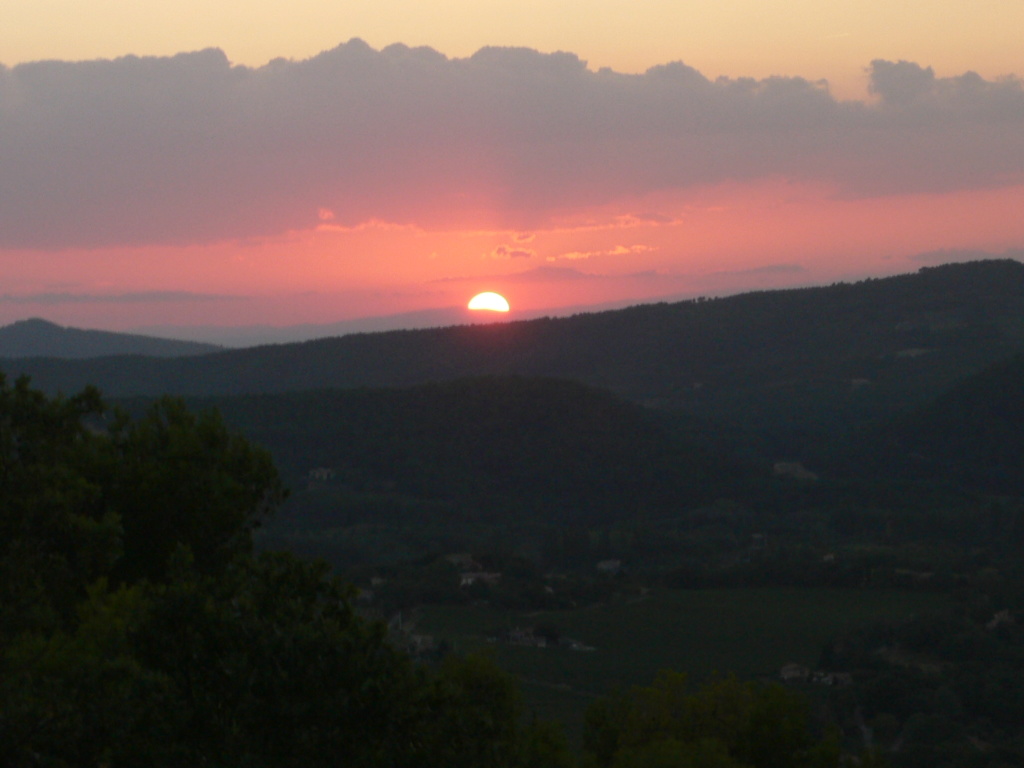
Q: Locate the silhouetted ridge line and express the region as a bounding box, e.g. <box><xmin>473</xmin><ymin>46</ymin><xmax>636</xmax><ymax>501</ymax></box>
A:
<box><xmin>0</xmin><ymin>317</ymin><xmax>222</xmax><ymax>359</ymax></box>
<box><xmin>4</xmin><ymin>261</ymin><xmax>1023</xmax><ymax>463</ymax></box>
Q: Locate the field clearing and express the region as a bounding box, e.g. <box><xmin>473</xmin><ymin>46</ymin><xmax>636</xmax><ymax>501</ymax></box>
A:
<box><xmin>417</xmin><ymin>587</ymin><xmax>947</xmax><ymax>731</ymax></box>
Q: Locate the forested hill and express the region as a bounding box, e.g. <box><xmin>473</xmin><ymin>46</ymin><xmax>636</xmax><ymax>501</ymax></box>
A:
<box><xmin>7</xmin><ymin>260</ymin><xmax>1024</xmax><ymax>454</ymax></box>
<box><xmin>0</xmin><ymin>317</ymin><xmax>221</xmax><ymax>358</ymax></box>
<box><xmin>151</xmin><ymin>376</ymin><xmax>751</xmax><ymax>529</ymax></box>
<box><xmin>841</xmin><ymin>350</ymin><xmax>1024</xmax><ymax>495</ymax></box>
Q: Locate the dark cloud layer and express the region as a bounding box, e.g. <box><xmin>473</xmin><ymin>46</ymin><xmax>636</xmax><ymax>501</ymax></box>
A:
<box><xmin>1</xmin><ymin>41</ymin><xmax>1022</xmax><ymax>249</ymax></box>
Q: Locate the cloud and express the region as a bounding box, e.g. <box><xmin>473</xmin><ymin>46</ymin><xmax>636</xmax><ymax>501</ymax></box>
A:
<box><xmin>493</xmin><ymin>266</ymin><xmax>598</xmax><ymax>283</ymax></box>
<box><xmin>609</xmin><ymin>244</ymin><xmax>655</xmax><ymax>255</ymax></box>
<box><xmin>489</xmin><ymin>244</ymin><xmax>534</xmax><ymax>259</ymax></box>
<box><xmin>1</xmin><ymin>41</ymin><xmax>1022</xmax><ymax>249</ymax></box>
<box><xmin>710</xmin><ymin>263</ymin><xmax>807</xmax><ymax>276</ymax></box>
<box><xmin>0</xmin><ymin>290</ymin><xmax>236</xmax><ymax>304</ymax></box>
<box><xmin>550</xmin><ymin>243</ymin><xmax>654</xmax><ymax>261</ymax></box>
<box><xmin>498</xmin><ymin>266</ymin><xmax>673</xmax><ymax>283</ymax></box>
<box><xmin>869</xmin><ymin>60</ymin><xmax>937</xmax><ymax>105</ymax></box>
<box><xmin>620</xmin><ymin>213</ymin><xmax>678</xmax><ymax>225</ymax></box>
<box><xmin>426</xmin><ymin>264</ymin><xmax>599</xmax><ymax>288</ymax></box>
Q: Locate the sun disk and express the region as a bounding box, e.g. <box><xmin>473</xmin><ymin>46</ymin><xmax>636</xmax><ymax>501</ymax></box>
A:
<box><xmin>468</xmin><ymin>292</ymin><xmax>510</xmax><ymax>312</ymax></box>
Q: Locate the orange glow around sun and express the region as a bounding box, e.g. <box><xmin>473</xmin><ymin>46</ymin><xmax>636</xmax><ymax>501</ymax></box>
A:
<box><xmin>2</xmin><ymin>180</ymin><xmax>1023</xmax><ymax>331</ymax></box>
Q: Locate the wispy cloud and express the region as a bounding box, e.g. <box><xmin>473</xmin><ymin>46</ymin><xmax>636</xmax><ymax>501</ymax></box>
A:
<box><xmin>1</xmin><ymin>42</ymin><xmax>1022</xmax><ymax>250</ymax></box>
<box><xmin>488</xmin><ymin>244</ymin><xmax>534</xmax><ymax>259</ymax></box>
<box><xmin>431</xmin><ymin>265</ymin><xmax>602</xmax><ymax>284</ymax></box>
<box><xmin>0</xmin><ymin>291</ymin><xmax>238</xmax><ymax>304</ymax></box>
<box><xmin>708</xmin><ymin>264</ymin><xmax>807</xmax><ymax>276</ymax></box>
<box><xmin>549</xmin><ymin>244</ymin><xmax>655</xmax><ymax>262</ymax></box>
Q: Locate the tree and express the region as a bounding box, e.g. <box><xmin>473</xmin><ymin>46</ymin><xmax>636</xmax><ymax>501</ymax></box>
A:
<box><xmin>0</xmin><ymin>375</ymin><xmax>570</xmax><ymax>767</ymax></box>
<box><xmin>0</xmin><ymin>377</ymin><xmax>290</xmax><ymax>765</ymax></box>
<box><xmin>130</xmin><ymin>551</ymin><xmax>427</xmax><ymax>767</ymax></box>
<box><xmin>0</xmin><ymin>374</ymin><xmax>115</xmax><ymax>639</ymax></box>
<box><xmin>0</xmin><ymin>581</ymin><xmax>182</xmax><ymax>767</ymax></box>
<box><xmin>582</xmin><ymin>672</ymin><xmax>841</xmax><ymax>768</ymax></box>
<box><xmin>105</xmin><ymin>397</ymin><xmax>286</xmax><ymax>582</ymax></box>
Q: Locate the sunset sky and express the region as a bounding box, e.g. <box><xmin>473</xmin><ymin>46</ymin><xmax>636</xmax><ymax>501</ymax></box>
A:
<box><xmin>2</xmin><ymin>1</ymin><xmax>1023</xmax><ymax>339</ymax></box>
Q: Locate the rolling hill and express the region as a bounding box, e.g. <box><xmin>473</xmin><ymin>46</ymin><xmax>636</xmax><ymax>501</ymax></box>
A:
<box><xmin>189</xmin><ymin>377</ymin><xmax>748</xmax><ymax>520</ymax></box>
<box><xmin>6</xmin><ymin>260</ymin><xmax>1024</xmax><ymax>460</ymax></box>
<box><xmin>842</xmin><ymin>350</ymin><xmax>1024</xmax><ymax>494</ymax></box>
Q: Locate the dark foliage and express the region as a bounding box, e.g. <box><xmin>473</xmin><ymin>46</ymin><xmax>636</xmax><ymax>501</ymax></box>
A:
<box><xmin>582</xmin><ymin>672</ymin><xmax>845</xmax><ymax>768</ymax></box>
<box><xmin>823</xmin><ymin>592</ymin><xmax>1024</xmax><ymax>766</ymax></box>
<box><xmin>0</xmin><ymin>374</ymin><xmax>572</xmax><ymax>767</ymax></box>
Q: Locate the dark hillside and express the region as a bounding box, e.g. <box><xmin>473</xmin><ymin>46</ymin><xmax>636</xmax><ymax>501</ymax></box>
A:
<box><xmin>9</xmin><ymin>261</ymin><xmax>1024</xmax><ymax>459</ymax></box>
<box><xmin>840</xmin><ymin>351</ymin><xmax>1024</xmax><ymax>495</ymax></box>
<box><xmin>146</xmin><ymin>377</ymin><xmax>752</xmax><ymax>531</ymax></box>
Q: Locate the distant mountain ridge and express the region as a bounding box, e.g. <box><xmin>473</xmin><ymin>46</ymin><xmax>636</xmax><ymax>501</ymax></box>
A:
<box><xmin>0</xmin><ymin>318</ymin><xmax>221</xmax><ymax>359</ymax></box>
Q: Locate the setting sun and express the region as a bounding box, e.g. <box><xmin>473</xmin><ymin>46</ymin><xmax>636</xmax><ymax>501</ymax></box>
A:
<box><xmin>468</xmin><ymin>292</ymin><xmax>510</xmax><ymax>312</ymax></box>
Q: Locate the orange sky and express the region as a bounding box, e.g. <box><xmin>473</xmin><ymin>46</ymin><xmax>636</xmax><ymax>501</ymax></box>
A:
<box><xmin>1</xmin><ymin>13</ymin><xmax>1023</xmax><ymax>339</ymax></box>
<box><xmin>4</xmin><ymin>180</ymin><xmax>1022</xmax><ymax>333</ymax></box>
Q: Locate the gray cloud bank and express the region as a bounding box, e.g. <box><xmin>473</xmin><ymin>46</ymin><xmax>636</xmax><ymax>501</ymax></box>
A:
<box><xmin>1</xmin><ymin>40</ymin><xmax>1022</xmax><ymax>249</ymax></box>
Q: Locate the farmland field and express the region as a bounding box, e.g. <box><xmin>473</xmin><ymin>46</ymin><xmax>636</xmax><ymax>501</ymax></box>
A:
<box><xmin>417</xmin><ymin>587</ymin><xmax>948</xmax><ymax>733</ymax></box>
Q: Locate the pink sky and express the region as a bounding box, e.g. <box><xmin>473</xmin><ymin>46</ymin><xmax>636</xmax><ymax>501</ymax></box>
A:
<box><xmin>1</xmin><ymin>41</ymin><xmax>1023</xmax><ymax>338</ymax></box>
